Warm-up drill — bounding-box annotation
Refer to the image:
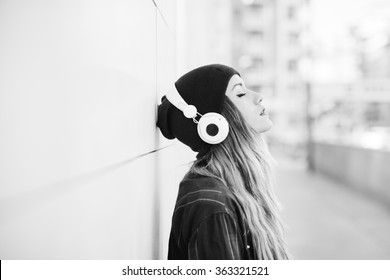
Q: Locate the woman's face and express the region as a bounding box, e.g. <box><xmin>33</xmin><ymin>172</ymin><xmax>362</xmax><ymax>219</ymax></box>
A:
<box><xmin>225</xmin><ymin>74</ymin><xmax>272</xmax><ymax>133</ymax></box>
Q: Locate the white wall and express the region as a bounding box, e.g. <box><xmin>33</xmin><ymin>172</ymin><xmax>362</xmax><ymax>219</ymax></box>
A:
<box><xmin>0</xmin><ymin>0</ymin><xmax>233</xmax><ymax>260</ymax></box>
<box><xmin>0</xmin><ymin>0</ymin><xmax>192</xmax><ymax>259</ymax></box>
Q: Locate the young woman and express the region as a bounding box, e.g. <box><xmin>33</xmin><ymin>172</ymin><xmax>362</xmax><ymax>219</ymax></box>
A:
<box><xmin>157</xmin><ymin>64</ymin><xmax>290</xmax><ymax>260</ymax></box>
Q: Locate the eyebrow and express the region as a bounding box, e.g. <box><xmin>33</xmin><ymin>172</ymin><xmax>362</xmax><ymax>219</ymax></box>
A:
<box><xmin>232</xmin><ymin>83</ymin><xmax>243</xmax><ymax>91</ymax></box>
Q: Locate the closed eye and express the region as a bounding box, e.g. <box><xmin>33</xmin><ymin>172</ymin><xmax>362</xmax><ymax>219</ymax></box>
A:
<box><xmin>237</xmin><ymin>92</ymin><xmax>246</xmax><ymax>97</ymax></box>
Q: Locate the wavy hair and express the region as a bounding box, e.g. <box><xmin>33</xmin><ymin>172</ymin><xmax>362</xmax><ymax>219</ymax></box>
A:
<box><xmin>185</xmin><ymin>97</ymin><xmax>291</xmax><ymax>259</ymax></box>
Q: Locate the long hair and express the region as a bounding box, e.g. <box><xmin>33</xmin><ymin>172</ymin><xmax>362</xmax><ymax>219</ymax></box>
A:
<box><xmin>185</xmin><ymin>97</ymin><xmax>291</xmax><ymax>259</ymax></box>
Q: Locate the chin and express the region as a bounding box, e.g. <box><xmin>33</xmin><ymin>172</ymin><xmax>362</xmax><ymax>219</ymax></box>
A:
<box><xmin>257</xmin><ymin>120</ymin><xmax>273</xmax><ymax>133</ymax></box>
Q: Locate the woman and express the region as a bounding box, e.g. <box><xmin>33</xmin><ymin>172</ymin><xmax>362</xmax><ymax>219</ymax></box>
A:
<box><xmin>157</xmin><ymin>64</ymin><xmax>290</xmax><ymax>260</ymax></box>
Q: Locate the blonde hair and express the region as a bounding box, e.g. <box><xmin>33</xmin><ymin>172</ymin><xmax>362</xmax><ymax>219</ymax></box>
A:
<box><xmin>185</xmin><ymin>97</ymin><xmax>291</xmax><ymax>259</ymax></box>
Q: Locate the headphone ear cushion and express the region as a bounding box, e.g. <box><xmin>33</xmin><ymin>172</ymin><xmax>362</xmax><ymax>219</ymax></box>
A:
<box><xmin>197</xmin><ymin>113</ymin><xmax>229</xmax><ymax>144</ymax></box>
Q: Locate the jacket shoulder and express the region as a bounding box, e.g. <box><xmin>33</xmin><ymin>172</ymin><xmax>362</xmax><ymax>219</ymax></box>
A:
<box><xmin>175</xmin><ymin>176</ymin><xmax>236</xmax><ymax>216</ymax></box>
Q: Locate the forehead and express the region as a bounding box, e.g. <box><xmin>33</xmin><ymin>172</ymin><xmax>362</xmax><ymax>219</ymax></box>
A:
<box><xmin>225</xmin><ymin>74</ymin><xmax>244</xmax><ymax>95</ymax></box>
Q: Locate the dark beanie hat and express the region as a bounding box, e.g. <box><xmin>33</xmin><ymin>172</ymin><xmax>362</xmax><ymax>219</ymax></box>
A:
<box><xmin>157</xmin><ymin>64</ymin><xmax>239</xmax><ymax>156</ymax></box>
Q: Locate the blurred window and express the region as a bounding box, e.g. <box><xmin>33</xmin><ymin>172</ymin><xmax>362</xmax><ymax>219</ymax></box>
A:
<box><xmin>287</xmin><ymin>59</ymin><xmax>298</xmax><ymax>72</ymax></box>
<box><xmin>287</xmin><ymin>5</ymin><xmax>296</xmax><ymax>20</ymax></box>
<box><xmin>253</xmin><ymin>57</ymin><xmax>264</xmax><ymax>68</ymax></box>
<box><xmin>288</xmin><ymin>32</ymin><xmax>300</xmax><ymax>45</ymax></box>
<box><xmin>364</xmin><ymin>103</ymin><xmax>385</xmax><ymax>126</ymax></box>
<box><xmin>242</xmin><ymin>0</ymin><xmax>263</xmax><ymax>10</ymax></box>
<box><xmin>248</xmin><ymin>29</ymin><xmax>264</xmax><ymax>39</ymax></box>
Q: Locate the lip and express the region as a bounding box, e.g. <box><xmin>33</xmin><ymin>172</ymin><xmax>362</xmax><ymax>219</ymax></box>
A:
<box><xmin>260</xmin><ymin>108</ymin><xmax>266</xmax><ymax>116</ymax></box>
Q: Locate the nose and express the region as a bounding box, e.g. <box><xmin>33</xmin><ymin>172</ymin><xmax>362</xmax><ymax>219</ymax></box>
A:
<box><xmin>250</xmin><ymin>89</ymin><xmax>263</xmax><ymax>105</ymax></box>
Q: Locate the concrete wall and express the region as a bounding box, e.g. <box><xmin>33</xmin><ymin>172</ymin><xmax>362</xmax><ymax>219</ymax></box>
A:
<box><xmin>0</xmin><ymin>0</ymin><xmax>197</xmax><ymax>259</ymax></box>
<box><xmin>310</xmin><ymin>142</ymin><xmax>390</xmax><ymax>207</ymax></box>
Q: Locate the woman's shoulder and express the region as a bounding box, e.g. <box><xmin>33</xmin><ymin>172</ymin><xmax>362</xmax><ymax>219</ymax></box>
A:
<box><xmin>170</xmin><ymin>175</ymin><xmax>244</xmax><ymax>254</ymax></box>
<box><xmin>179</xmin><ymin>175</ymin><xmax>232</xmax><ymax>197</ymax></box>
<box><xmin>175</xmin><ymin>175</ymin><xmax>236</xmax><ymax>215</ymax></box>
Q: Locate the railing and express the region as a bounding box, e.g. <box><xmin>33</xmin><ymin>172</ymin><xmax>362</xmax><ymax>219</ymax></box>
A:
<box><xmin>309</xmin><ymin>141</ymin><xmax>390</xmax><ymax>207</ymax></box>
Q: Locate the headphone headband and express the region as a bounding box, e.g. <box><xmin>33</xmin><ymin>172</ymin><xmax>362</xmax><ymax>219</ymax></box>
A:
<box><xmin>166</xmin><ymin>85</ymin><xmax>198</xmax><ymax>119</ymax></box>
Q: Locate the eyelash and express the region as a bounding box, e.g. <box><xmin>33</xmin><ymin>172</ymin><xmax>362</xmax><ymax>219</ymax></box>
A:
<box><xmin>237</xmin><ymin>92</ymin><xmax>246</xmax><ymax>97</ymax></box>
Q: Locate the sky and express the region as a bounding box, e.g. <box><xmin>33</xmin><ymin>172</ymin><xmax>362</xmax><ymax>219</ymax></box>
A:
<box><xmin>311</xmin><ymin>0</ymin><xmax>390</xmax><ymax>44</ymax></box>
<box><xmin>305</xmin><ymin>0</ymin><xmax>390</xmax><ymax>83</ymax></box>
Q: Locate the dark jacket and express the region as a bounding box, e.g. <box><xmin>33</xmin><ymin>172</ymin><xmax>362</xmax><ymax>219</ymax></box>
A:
<box><xmin>168</xmin><ymin>175</ymin><xmax>257</xmax><ymax>260</ymax></box>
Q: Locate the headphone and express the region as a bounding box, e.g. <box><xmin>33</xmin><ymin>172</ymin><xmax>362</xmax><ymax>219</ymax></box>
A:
<box><xmin>166</xmin><ymin>85</ymin><xmax>229</xmax><ymax>144</ymax></box>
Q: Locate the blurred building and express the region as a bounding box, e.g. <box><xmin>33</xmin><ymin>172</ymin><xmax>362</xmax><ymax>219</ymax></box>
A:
<box><xmin>309</xmin><ymin>0</ymin><xmax>390</xmax><ymax>150</ymax></box>
<box><xmin>175</xmin><ymin>0</ymin><xmax>234</xmax><ymax>73</ymax></box>
<box><xmin>231</xmin><ymin>0</ymin><xmax>307</xmax><ymax>155</ymax></box>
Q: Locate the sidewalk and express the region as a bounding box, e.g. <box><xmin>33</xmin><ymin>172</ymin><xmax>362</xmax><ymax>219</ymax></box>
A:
<box><xmin>274</xmin><ymin>155</ymin><xmax>390</xmax><ymax>260</ymax></box>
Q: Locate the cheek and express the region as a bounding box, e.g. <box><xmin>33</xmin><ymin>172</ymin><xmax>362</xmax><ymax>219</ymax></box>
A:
<box><xmin>238</xmin><ymin>107</ymin><xmax>255</xmax><ymax>124</ymax></box>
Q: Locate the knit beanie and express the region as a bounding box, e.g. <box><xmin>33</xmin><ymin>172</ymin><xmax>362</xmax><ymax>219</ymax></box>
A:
<box><xmin>157</xmin><ymin>64</ymin><xmax>239</xmax><ymax>156</ymax></box>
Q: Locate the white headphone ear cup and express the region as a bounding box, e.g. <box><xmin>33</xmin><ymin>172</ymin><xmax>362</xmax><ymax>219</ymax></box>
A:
<box><xmin>197</xmin><ymin>113</ymin><xmax>229</xmax><ymax>144</ymax></box>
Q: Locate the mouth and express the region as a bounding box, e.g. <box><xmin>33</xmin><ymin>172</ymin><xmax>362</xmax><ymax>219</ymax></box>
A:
<box><xmin>260</xmin><ymin>108</ymin><xmax>267</xmax><ymax>116</ymax></box>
